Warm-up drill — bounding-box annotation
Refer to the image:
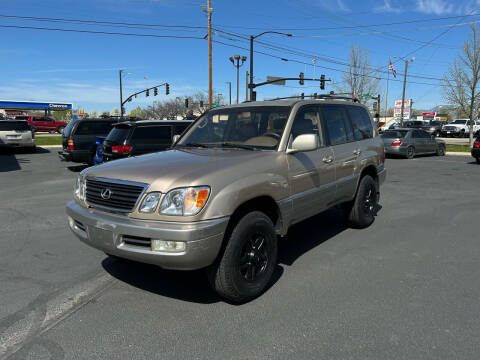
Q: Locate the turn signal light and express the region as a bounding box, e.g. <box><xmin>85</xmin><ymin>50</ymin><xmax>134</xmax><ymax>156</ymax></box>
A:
<box><xmin>67</xmin><ymin>139</ymin><xmax>74</xmax><ymax>150</ymax></box>
<box><xmin>473</xmin><ymin>141</ymin><xmax>480</xmax><ymax>148</ymax></box>
<box><xmin>111</xmin><ymin>145</ymin><xmax>132</xmax><ymax>154</ymax></box>
<box><xmin>391</xmin><ymin>140</ymin><xmax>402</xmax><ymax>146</ymax></box>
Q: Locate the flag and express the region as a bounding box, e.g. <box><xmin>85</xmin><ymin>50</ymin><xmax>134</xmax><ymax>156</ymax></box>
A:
<box><xmin>388</xmin><ymin>60</ymin><xmax>397</xmax><ymax>78</ymax></box>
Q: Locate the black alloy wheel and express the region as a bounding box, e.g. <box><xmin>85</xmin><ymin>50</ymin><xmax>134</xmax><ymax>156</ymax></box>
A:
<box><xmin>406</xmin><ymin>146</ymin><xmax>415</xmax><ymax>159</ymax></box>
<box><xmin>437</xmin><ymin>145</ymin><xmax>445</xmax><ymax>156</ymax></box>
<box><xmin>239</xmin><ymin>233</ymin><xmax>268</xmax><ymax>282</ymax></box>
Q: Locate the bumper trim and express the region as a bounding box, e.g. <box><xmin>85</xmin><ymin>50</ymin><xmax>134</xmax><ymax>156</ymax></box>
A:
<box><xmin>66</xmin><ymin>201</ymin><xmax>229</xmax><ymax>270</ymax></box>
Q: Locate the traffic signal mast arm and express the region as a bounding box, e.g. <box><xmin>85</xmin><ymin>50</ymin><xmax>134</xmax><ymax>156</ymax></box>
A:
<box><xmin>249</xmin><ymin>76</ymin><xmax>330</xmax><ymax>89</ymax></box>
<box><xmin>122</xmin><ymin>82</ymin><xmax>169</xmax><ymax>106</ymax></box>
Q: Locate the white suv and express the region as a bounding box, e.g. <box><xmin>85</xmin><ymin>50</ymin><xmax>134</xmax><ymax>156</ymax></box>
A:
<box><xmin>441</xmin><ymin>119</ymin><xmax>480</xmax><ymax>137</ymax></box>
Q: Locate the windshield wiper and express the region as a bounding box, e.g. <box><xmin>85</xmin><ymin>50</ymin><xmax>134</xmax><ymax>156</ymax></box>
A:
<box><xmin>178</xmin><ymin>142</ymin><xmax>211</xmax><ymax>148</ymax></box>
<box><xmin>218</xmin><ymin>142</ymin><xmax>256</xmax><ymax>150</ymax></box>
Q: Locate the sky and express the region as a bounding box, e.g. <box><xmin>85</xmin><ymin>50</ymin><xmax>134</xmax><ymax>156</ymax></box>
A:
<box><xmin>0</xmin><ymin>0</ymin><xmax>479</xmax><ymax>114</ymax></box>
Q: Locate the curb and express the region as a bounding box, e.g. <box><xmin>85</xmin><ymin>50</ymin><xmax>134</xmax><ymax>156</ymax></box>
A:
<box><xmin>446</xmin><ymin>151</ymin><xmax>471</xmax><ymax>156</ymax></box>
<box><xmin>39</xmin><ymin>145</ymin><xmax>62</xmax><ymax>149</ymax></box>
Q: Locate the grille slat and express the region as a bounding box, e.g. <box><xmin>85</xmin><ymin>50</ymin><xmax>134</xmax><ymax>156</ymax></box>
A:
<box><xmin>86</xmin><ymin>178</ymin><xmax>146</xmax><ymax>212</ymax></box>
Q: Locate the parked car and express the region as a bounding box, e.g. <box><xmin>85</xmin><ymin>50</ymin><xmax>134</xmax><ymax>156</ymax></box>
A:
<box><xmin>472</xmin><ymin>135</ymin><xmax>480</xmax><ymax>164</ymax></box>
<box><xmin>403</xmin><ymin>120</ymin><xmax>425</xmax><ymax>129</ymax></box>
<box><xmin>382</xmin><ymin>128</ymin><xmax>446</xmax><ymax>159</ymax></box>
<box><xmin>422</xmin><ymin>120</ymin><xmax>444</xmax><ymax>137</ymax></box>
<box><xmin>66</xmin><ymin>97</ymin><xmax>386</xmax><ymax>302</ymax></box>
<box><xmin>441</xmin><ymin>119</ymin><xmax>480</xmax><ymax>137</ymax></box>
<box><xmin>101</xmin><ymin>120</ymin><xmax>193</xmax><ymax>162</ymax></box>
<box><xmin>58</xmin><ymin>118</ymin><xmax>118</xmax><ymax>165</ymax></box>
<box><xmin>15</xmin><ymin>115</ymin><xmax>68</xmax><ymax>134</ymax></box>
<box><xmin>0</xmin><ymin>120</ymin><xmax>35</xmax><ymax>152</ymax></box>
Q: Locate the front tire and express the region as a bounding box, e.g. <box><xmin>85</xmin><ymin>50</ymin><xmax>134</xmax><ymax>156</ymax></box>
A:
<box><xmin>344</xmin><ymin>175</ymin><xmax>378</xmax><ymax>229</ymax></box>
<box><xmin>436</xmin><ymin>145</ymin><xmax>445</xmax><ymax>156</ymax></box>
<box><xmin>207</xmin><ymin>211</ymin><xmax>278</xmax><ymax>303</ymax></box>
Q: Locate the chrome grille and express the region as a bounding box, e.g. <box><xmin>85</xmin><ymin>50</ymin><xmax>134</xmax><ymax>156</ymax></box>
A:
<box><xmin>443</xmin><ymin>126</ymin><xmax>457</xmax><ymax>131</ymax></box>
<box><xmin>85</xmin><ymin>177</ymin><xmax>146</xmax><ymax>212</ymax></box>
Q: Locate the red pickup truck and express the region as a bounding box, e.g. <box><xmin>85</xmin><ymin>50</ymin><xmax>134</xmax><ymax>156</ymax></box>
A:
<box><xmin>15</xmin><ymin>115</ymin><xmax>68</xmax><ymax>134</ymax></box>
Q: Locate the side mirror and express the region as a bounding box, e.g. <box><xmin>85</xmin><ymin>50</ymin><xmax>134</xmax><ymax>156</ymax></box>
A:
<box><xmin>287</xmin><ymin>134</ymin><xmax>318</xmax><ymax>154</ymax></box>
<box><xmin>172</xmin><ymin>134</ymin><xmax>180</xmax><ymax>144</ymax></box>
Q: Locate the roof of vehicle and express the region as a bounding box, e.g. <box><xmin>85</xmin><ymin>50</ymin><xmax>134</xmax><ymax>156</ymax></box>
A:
<box><xmin>113</xmin><ymin>119</ymin><xmax>193</xmax><ymax>127</ymax></box>
<box><xmin>212</xmin><ymin>96</ymin><xmax>365</xmax><ymax>109</ymax></box>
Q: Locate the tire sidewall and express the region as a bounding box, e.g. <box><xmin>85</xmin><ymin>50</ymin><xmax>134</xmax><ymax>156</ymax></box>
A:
<box><xmin>406</xmin><ymin>146</ymin><xmax>415</xmax><ymax>159</ymax></box>
<box><xmin>355</xmin><ymin>176</ymin><xmax>377</xmax><ymax>227</ymax></box>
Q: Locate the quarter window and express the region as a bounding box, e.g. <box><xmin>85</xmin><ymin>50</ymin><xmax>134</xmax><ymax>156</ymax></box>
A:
<box><xmin>347</xmin><ymin>106</ymin><xmax>374</xmax><ymax>140</ymax></box>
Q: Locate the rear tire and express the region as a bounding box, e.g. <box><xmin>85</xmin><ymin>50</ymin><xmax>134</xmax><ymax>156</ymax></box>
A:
<box><xmin>207</xmin><ymin>211</ymin><xmax>277</xmax><ymax>303</ymax></box>
<box><xmin>476</xmin><ymin>157</ymin><xmax>480</xmax><ymax>164</ymax></box>
<box><xmin>406</xmin><ymin>146</ymin><xmax>415</xmax><ymax>159</ymax></box>
<box><xmin>57</xmin><ymin>126</ymin><xmax>65</xmax><ymax>134</ymax></box>
<box><xmin>436</xmin><ymin>145</ymin><xmax>445</xmax><ymax>156</ymax></box>
<box><xmin>344</xmin><ymin>175</ymin><xmax>378</xmax><ymax>229</ymax></box>
<box><xmin>49</xmin><ymin>129</ymin><xmax>56</xmax><ymax>134</ymax></box>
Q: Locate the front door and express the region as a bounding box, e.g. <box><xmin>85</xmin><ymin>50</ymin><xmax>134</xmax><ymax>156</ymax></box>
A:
<box><xmin>412</xmin><ymin>130</ymin><xmax>427</xmax><ymax>153</ymax></box>
<box><xmin>287</xmin><ymin>105</ymin><xmax>336</xmax><ymax>223</ymax></box>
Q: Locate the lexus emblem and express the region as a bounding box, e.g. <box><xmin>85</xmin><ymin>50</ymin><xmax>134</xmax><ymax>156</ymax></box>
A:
<box><xmin>101</xmin><ymin>188</ymin><xmax>112</xmax><ymax>200</ymax></box>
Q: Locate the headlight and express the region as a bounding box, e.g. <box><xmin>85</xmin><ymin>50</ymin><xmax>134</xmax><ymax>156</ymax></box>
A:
<box><xmin>139</xmin><ymin>192</ymin><xmax>161</xmax><ymax>213</ymax></box>
<box><xmin>74</xmin><ymin>175</ymin><xmax>86</xmax><ymax>201</ymax></box>
<box><xmin>159</xmin><ymin>186</ymin><xmax>210</xmax><ymax>216</ymax></box>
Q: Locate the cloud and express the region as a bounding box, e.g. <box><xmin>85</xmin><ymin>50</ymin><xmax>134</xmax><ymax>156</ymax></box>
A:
<box><xmin>374</xmin><ymin>0</ymin><xmax>403</xmax><ymax>13</ymax></box>
<box><xmin>318</xmin><ymin>0</ymin><xmax>350</xmax><ymax>12</ymax></box>
<box><xmin>415</xmin><ymin>0</ymin><xmax>454</xmax><ymax>15</ymax></box>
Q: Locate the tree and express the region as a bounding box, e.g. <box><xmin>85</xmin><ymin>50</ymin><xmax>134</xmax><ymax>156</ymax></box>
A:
<box><xmin>128</xmin><ymin>106</ymin><xmax>147</xmax><ymax>119</ymax></box>
<box><xmin>89</xmin><ymin>110</ymin><xmax>97</xmax><ymax>118</ymax></box>
<box><xmin>111</xmin><ymin>107</ymin><xmax>120</xmax><ymax>116</ymax></box>
<box><xmin>52</xmin><ymin>110</ymin><xmax>72</xmax><ymax>121</ymax></box>
<box><xmin>442</xmin><ymin>24</ymin><xmax>480</xmax><ymax>145</ymax></box>
<box><xmin>339</xmin><ymin>45</ymin><xmax>380</xmax><ymax>103</ymax></box>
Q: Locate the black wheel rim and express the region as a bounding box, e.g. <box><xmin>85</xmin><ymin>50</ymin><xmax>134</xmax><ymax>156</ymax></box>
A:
<box><xmin>239</xmin><ymin>233</ymin><xmax>268</xmax><ymax>282</ymax></box>
<box><xmin>408</xmin><ymin>147</ymin><xmax>414</xmax><ymax>157</ymax></box>
<box><xmin>363</xmin><ymin>185</ymin><xmax>376</xmax><ymax>215</ymax></box>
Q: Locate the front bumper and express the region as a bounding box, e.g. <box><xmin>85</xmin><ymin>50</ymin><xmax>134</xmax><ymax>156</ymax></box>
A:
<box><xmin>66</xmin><ymin>201</ymin><xmax>229</xmax><ymax>270</ymax></box>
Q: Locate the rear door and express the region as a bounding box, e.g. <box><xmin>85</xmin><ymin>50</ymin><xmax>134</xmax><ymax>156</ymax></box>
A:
<box><xmin>420</xmin><ymin>130</ymin><xmax>437</xmax><ymax>152</ymax></box>
<box><xmin>320</xmin><ymin>105</ymin><xmax>358</xmax><ymax>203</ymax></box>
<box><xmin>411</xmin><ymin>130</ymin><xmax>427</xmax><ymax>153</ymax></box>
<box><xmin>32</xmin><ymin>117</ymin><xmax>46</xmax><ymax>131</ymax></box>
<box><xmin>73</xmin><ymin>120</ymin><xmax>115</xmax><ymax>152</ymax></box>
<box><xmin>130</xmin><ymin>125</ymin><xmax>173</xmax><ymax>155</ymax></box>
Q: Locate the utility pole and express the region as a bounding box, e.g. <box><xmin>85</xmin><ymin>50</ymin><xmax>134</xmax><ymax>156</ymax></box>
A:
<box><xmin>119</xmin><ymin>69</ymin><xmax>123</xmax><ymax>118</ymax></box>
<box><xmin>245</xmin><ymin>71</ymin><xmax>249</xmax><ymax>101</ymax></box>
<box><xmin>400</xmin><ymin>60</ymin><xmax>408</xmax><ymax>127</ymax></box>
<box><xmin>207</xmin><ymin>0</ymin><xmax>213</xmax><ymax>108</ymax></box>
<box><xmin>226</xmin><ymin>82</ymin><xmax>231</xmax><ymax>104</ymax></box>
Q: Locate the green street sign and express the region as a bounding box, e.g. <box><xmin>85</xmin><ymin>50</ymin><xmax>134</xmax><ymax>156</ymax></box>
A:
<box><xmin>361</xmin><ymin>93</ymin><xmax>372</xmax><ymax>99</ymax></box>
<box><xmin>212</xmin><ymin>103</ymin><xmax>219</xmax><ymax>107</ymax></box>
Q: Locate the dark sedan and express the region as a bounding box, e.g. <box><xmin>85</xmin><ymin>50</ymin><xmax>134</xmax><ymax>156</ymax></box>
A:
<box><xmin>472</xmin><ymin>136</ymin><xmax>480</xmax><ymax>164</ymax></box>
<box><xmin>382</xmin><ymin>128</ymin><xmax>446</xmax><ymax>159</ymax></box>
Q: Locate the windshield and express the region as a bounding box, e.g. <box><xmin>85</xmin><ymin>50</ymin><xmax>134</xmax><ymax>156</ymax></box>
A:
<box><xmin>177</xmin><ymin>106</ymin><xmax>291</xmax><ymax>150</ymax></box>
<box><xmin>106</xmin><ymin>126</ymin><xmax>131</xmax><ymax>144</ymax></box>
<box><xmin>382</xmin><ymin>130</ymin><xmax>409</xmax><ymax>138</ymax></box>
<box><xmin>452</xmin><ymin>120</ymin><xmax>467</xmax><ymax>124</ymax></box>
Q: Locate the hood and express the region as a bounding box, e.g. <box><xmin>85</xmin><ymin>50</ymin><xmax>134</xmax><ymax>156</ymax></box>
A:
<box><xmin>84</xmin><ymin>148</ymin><xmax>282</xmax><ymax>192</ymax></box>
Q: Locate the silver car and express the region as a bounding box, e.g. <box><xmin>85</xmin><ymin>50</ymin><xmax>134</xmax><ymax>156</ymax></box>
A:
<box><xmin>0</xmin><ymin>120</ymin><xmax>36</xmax><ymax>151</ymax></box>
<box><xmin>382</xmin><ymin>128</ymin><xmax>445</xmax><ymax>159</ymax></box>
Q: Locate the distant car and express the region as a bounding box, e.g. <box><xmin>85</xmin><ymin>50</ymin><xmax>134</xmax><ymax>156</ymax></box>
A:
<box><xmin>472</xmin><ymin>135</ymin><xmax>480</xmax><ymax>164</ymax></box>
<box><xmin>422</xmin><ymin>120</ymin><xmax>444</xmax><ymax>137</ymax></box>
<box><xmin>102</xmin><ymin>120</ymin><xmax>193</xmax><ymax>162</ymax></box>
<box><xmin>15</xmin><ymin>115</ymin><xmax>68</xmax><ymax>134</ymax></box>
<box><xmin>382</xmin><ymin>128</ymin><xmax>446</xmax><ymax>159</ymax></box>
<box><xmin>403</xmin><ymin>120</ymin><xmax>425</xmax><ymax>129</ymax></box>
<box><xmin>441</xmin><ymin>119</ymin><xmax>480</xmax><ymax>137</ymax></box>
<box><xmin>58</xmin><ymin>118</ymin><xmax>118</xmax><ymax>165</ymax></box>
<box><xmin>0</xmin><ymin>120</ymin><xmax>35</xmax><ymax>152</ymax></box>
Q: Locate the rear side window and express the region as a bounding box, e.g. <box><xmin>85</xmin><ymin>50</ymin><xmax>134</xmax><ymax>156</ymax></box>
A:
<box><xmin>0</xmin><ymin>121</ymin><xmax>30</xmax><ymax>131</ymax></box>
<box><xmin>63</xmin><ymin>120</ymin><xmax>76</xmax><ymax>137</ymax></box>
<box><xmin>174</xmin><ymin>123</ymin><xmax>190</xmax><ymax>135</ymax></box>
<box><xmin>382</xmin><ymin>130</ymin><xmax>408</xmax><ymax>138</ymax></box>
<box><xmin>322</xmin><ymin>105</ymin><xmax>349</xmax><ymax>146</ymax></box>
<box><xmin>106</xmin><ymin>127</ymin><xmax>131</xmax><ymax>143</ymax></box>
<box><xmin>131</xmin><ymin>125</ymin><xmax>172</xmax><ymax>143</ymax></box>
<box><xmin>347</xmin><ymin>106</ymin><xmax>374</xmax><ymax>140</ymax></box>
<box><xmin>75</xmin><ymin>121</ymin><xmax>114</xmax><ymax>135</ymax></box>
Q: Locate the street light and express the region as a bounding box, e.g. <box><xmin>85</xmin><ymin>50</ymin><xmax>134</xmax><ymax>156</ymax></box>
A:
<box><xmin>393</xmin><ymin>56</ymin><xmax>415</xmax><ymax>127</ymax></box>
<box><xmin>249</xmin><ymin>31</ymin><xmax>293</xmax><ymax>101</ymax></box>
<box><xmin>225</xmin><ymin>81</ymin><xmax>232</xmax><ymax>105</ymax></box>
<box><xmin>229</xmin><ymin>55</ymin><xmax>247</xmax><ymax>104</ymax></box>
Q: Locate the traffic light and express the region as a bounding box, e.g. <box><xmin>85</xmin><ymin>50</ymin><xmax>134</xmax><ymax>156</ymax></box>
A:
<box><xmin>154</xmin><ymin>87</ymin><xmax>158</xmax><ymax>96</ymax></box>
<box><xmin>185</xmin><ymin>98</ymin><xmax>189</xmax><ymax>108</ymax></box>
<box><xmin>299</xmin><ymin>72</ymin><xmax>304</xmax><ymax>85</ymax></box>
<box><xmin>251</xmin><ymin>91</ymin><xmax>256</xmax><ymax>101</ymax></box>
<box><xmin>165</xmin><ymin>83</ymin><xmax>170</xmax><ymax>95</ymax></box>
<box><xmin>146</xmin><ymin>89</ymin><xmax>149</xmax><ymax>97</ymax></box>
<box><xmin>199</xmin><ymin>100</ymin><xmax>204</xmax><ymax>108</ymax></box>
<box><xmin>320</xmin><ymin>74</ymin><xmax>325</xmax><ymax>90</ymax></box>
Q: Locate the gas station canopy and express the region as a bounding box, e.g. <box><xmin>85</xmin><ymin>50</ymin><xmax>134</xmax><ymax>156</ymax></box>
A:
<box><xmin>0</xmin><ymin>100</ymin><xmax>72</xmax><ymax>111</ymax></box>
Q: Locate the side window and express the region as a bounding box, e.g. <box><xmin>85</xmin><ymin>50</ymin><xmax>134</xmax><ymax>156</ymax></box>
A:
<box><xmin>322</xmin><ymin>105</ymin><xmax>348</xmax><ymax>146</ymax></box>
<box><xmin>290</xmin><ymin>106</ymin><xmax>322</xmax><ymax>146</ymax></box>
<box><xmin>347</xmin><ymin>106</ymin><xmax>374</xmax><ymax>140</ymax></box>
<box><xmin>420</xmin><ymin>130</ymin><xmax>431</xmax><ymax>138</ymax></box>
<box><xmin>75</xmin><ymin>121</ymin><xmax>113</xmax><ymax>135</ymax></box>
<box><xmin>174</xmin><ymin>124</ymin><xmax>189</xmax><ymax>135</ymax></box>
<box><xmin>131</xmin><ymin>126</ymin><xmax>172</xmax><ymax>143</ymax></box>
<box><xmin>412</xmin><ymin>130</ymin><xmax>421</xmax><ymax>138</ymax></box>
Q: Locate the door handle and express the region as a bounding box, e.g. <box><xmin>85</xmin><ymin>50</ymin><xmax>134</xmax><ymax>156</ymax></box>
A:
<box><xmin>353</xmin><ymin>148</ymin><xmax>362</xmax><ymax>155</ymax></box>
<box><xmin>322</xmin><ymin>156</ymin><xmax>333</xmax><ymax>164</ymax></box>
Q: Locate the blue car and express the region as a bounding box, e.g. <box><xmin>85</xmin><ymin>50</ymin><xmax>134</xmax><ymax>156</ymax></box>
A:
<box><xmin>93</xmin><ymin>136</ymin><xmax>106</xmax><ymax>165</ymax></box>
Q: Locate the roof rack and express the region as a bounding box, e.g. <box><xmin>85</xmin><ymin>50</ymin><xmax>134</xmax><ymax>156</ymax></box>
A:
<box><xmin>266</xmin><ymin>93</ymin><xmax>359</xmax><ymax>103</ymax></box>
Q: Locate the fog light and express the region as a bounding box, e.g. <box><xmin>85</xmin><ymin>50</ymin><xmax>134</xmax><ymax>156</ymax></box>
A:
<box><xmin>151</xmin><ymin>240</ymin><xmax>186</xmax><ymax>252</ymax></box>
<box><xmin>68</xmin><ymin>216</ymin><xmax>75</xmax><ymax>228</ymax></box>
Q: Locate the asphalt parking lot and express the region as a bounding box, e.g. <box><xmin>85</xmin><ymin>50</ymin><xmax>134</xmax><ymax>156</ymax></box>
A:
<box><xmin>0</xmin><ymin>148</ymin><xmax>478</xmax><ymax>359</ymax></box>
